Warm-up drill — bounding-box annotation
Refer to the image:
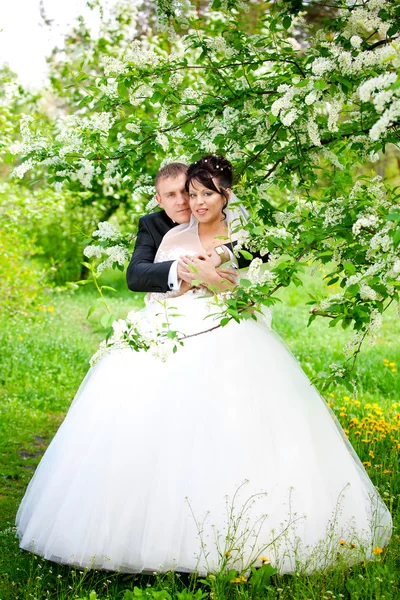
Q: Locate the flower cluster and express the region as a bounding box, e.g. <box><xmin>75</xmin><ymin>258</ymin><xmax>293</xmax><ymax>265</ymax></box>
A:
<box><xmin>90</xmin><ymin>304</ymin><xmax>180</xmax><ymax>366</ymax></box>
<box><xmin>328</xmin><ymin>392</ymin><xmax>400</xmax><ymax>470</ymax></box>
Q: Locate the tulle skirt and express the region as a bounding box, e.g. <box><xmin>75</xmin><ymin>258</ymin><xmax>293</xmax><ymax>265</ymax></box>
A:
<box><xmin>16</xmin><ymin>292</ymin><xmax>392</xmax><ymax>574</ymax></box>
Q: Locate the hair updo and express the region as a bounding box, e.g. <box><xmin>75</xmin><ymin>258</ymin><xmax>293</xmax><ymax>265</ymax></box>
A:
<box><xmin>185</xmin><ymin>154</ymin><xmax>233</xmax><ymax>204</ymax></box>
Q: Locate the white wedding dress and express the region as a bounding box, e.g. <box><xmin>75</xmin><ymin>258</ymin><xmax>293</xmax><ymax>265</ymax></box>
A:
<box><xmin>16</xmin><ymin>221</ymin><xmax>392</xmax><ymax>575</ymax></box>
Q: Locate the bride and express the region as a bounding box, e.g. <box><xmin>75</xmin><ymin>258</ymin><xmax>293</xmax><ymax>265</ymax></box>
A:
<box><xmin>16</xmin><ymin>155</ymin><xmax>392</xmax><ymax>575</ymax></box>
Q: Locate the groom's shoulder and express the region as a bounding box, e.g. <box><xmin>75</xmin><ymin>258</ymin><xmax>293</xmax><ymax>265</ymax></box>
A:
<box><xmin>139</xmin><ymin>211</ymin><xmax>171</xmax><ymax>229</ymax></box>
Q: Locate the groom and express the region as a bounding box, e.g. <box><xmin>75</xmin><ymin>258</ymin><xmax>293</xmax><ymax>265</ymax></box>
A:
<box><xmin>126</xmin><ymin>162</ymin><xmax>238</xmax><ymax>293</ymax></box>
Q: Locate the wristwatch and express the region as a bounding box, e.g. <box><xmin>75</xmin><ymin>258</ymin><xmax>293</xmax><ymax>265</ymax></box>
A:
<box><xmin>215</xmin><ymin>245</ymin><xmax>228</xmax><ymax>264</ymax></box>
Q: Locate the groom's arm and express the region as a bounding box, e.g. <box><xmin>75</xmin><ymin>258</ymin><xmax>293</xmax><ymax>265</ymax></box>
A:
<box><xmin>126</xmin><ymin>218</ymin><xmax>174</xmax><ymax>293</ymax></box>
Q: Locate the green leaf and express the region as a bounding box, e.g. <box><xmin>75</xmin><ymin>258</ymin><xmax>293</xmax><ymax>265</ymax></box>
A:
<box><xmin>343</xmin><ymin>262</ymin><xmax>356</xmax><ymax>275</ymax></box>
<box><xmin>78</xmin><ymin>95</ymin><xmax>92</xmax><ymax>108</ymax></box>
<box><xmin>239</xmin><ymin>249</ymin><xmax>253</xmax><ymax>260</ymax></box>
<box><xmin>101</xmin><ymin>313</ymin><xmax>113</xmax><ymax>329</ymax></box>
<box><xmin>393</xmin><ymin>228</ymin><xmax>400</xmax><ymax>248</ymax></box>
<box><xmin>100</xmin><ymin>286</ymin><xmax>117</xmax><ymax>293</ymax></box>
<box><xmin>386</xmin><ymin>212</ymin><xmax>400</xmax><ymax>221</ymax></box>
<box><xmin>282</xmin><ymin>15</ymin><xmax>292</xmax><ymax>29</ymax></box>
<box><xmin>86</xmin><ymin>304</ymin><xmax>97</xmax><ymax>319</ymax></box>
<box><xmin>313</xmin><ymin>79</ymin><xmax>327</xmax><ymax>90</ymax></box>
<box><xmin>239</xmin><ymin>278</ymin><xmax>252</xmax><ymax>288</ymax></box>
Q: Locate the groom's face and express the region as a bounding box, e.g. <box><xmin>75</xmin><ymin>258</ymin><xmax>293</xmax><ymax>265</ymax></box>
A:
<box><xmin>155</xmin><ymin>173</ymin><xmax>191</xmax><ymax>224</ymax></box>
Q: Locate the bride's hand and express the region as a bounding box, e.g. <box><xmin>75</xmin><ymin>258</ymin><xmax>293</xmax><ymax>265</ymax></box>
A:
<box><xmin>179</xmin><ymin>253</ymin><xmax>221</xmax><ymax>287</ymax></box>
<box><xmin>177</xmin><ymin>254</ymin><xmax>205</xmax><ymax>285</ymax></box>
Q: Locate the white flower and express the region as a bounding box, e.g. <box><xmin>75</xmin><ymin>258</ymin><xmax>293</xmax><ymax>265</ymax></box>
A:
<box><xmin>156</xmin><ymin>132</ymin><xmax>169</xmax><ymax>152</ymax></box>
<box><xmin>93</xmin><ymin>222</ymin><xmax>122</xmax><ymax>242</ymax></box>
<box><xmin>146</xmin><ymin>197</ymin><xmax>159</xmax><ymax>211</ymax></box>
<box><xmin>350</xmin><ymin>35</ymin><xmax>363</xmax><ymax>49</ymax></box>
<box><xmin>392</xmin><ymin>258</ymin><xmax>400</xmax><ymax>274</ymax></box>
<box><xmin>359</xmin><ymin>284</ymin><xmax>377</xmax><ymax>301</ymax></box>
<box><xmin>305</xmin><ymin>91</ymin><xmax>318</xmax><ymax>106</ymax></box>
<box><xmin>11</xmin><ymin>158</ymin><xmax>34</xmax><ymax>179</ymax></box>
<box><xmin>20</xmin><ymin>114</ymin><xmax>34</xmax><ymax>142</ymax></box>
<box><xmin>98</xmin><ymin>81</ymin><xmax>119</xmax><ymax>99</ymax></box>
<box><xmin>311</xmin><ymin>57</ymin><xmax>334</xmax><ymax>76</ymax></box>
<box><xmin>322</xmin><ymin>149</ymin><xmax>344</xmax><ymax>170</ymax></box>
<box><xmin>352</xmin><ymin>215</ymin><xmax>379</xmax><ymax>236</ymax></box>
<box><xmin>106</xmin><ymin>244</ymin><xmax>129</xmax><ymax>265</ymax></box>
<box><xmin>151</xmin><ymin>339</ymin><xmax>176</xmax><ymax>362</ymax></box>
<box><xmin>110</xmin><ymin>319</ymin><xmax>129</xmax><ymax>341</ymax></box>
<box><xmin>126</xmin><ymin>122</ymin><xmax>141</xmax><ymax>134</ymax></box>
<box><xmin>102</xmin><ymin>56</ymin><xmax>127</xmax><ymax>77</ymax></box>
<box><xmin>358</xmin><ymin>73</ymin><xmax>397</xmax><ymax>103</ymax></box>
<box><xmin>71</xmin><ymin>159</ymin><xmax>95</xmax><ymax>188</ymax></box>
<box><xmin>280</xmin><ymin>108</ymin><xmax>298</xmax><ymax>126</ymax></box>
<box><xmin>327</xmin><ymin>95</ymin><xmax>343</xmax><ymax>133</ymax></box>
<box><xmin>307</xmin><ymin>118</ymin><xmax>321</xmax><ymax>146</ymax></box>
<box><xmin>83</xmin><ymin>245</ymin><xmax>104</xmax><ymax>259</ymax></box>
<box><xmin>90</xmin><ymin>112</ymin><xmax>115</xmax><ymax>135</ymax></box>
<box><xmin>247</xmin><ymin>258</ymin><xmax>275</xmax><ymax>286</ymax></box>
<box><xmin>369</xmin><ymin>98</ymin><xmax>400</xmax><ymax>141</ymax></box>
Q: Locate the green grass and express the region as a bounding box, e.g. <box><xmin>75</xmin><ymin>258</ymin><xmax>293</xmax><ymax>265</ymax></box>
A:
<box><xmin>0</xmin><ymin>269</ymin><xmax>399</xmax><ymax>599</ymax></box>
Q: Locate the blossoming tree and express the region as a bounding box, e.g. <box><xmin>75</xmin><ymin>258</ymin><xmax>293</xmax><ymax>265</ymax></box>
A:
<box><xmin>11</xmin><ymin>0</ymin><xmax>400</xmax><ymax>389</ymax></box>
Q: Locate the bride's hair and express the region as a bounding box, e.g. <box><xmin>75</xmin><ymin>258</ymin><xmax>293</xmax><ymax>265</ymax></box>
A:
<box><xmin>185</xmin><ymin>155</ymin><xmax>233</xmax><ymax>204</ymax></box>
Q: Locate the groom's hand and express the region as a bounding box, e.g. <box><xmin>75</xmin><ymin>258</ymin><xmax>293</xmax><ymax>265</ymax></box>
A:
<box><xmin>216</xmin><ymin>267</ymin><xmax>238</xmax><ymax>286</ymax></box>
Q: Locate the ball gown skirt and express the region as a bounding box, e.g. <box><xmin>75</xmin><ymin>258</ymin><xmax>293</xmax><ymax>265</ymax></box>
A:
<box><xmin>16</xmin><ymin>291</ymin><xmax>392</xmax><ymax>574</ymax></box>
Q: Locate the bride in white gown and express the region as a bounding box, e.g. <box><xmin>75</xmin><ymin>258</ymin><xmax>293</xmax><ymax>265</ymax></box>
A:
<box><xmin>16</xmin><ymin>155</ymin><xmax>392</xmax><ymax>575</ymax></box>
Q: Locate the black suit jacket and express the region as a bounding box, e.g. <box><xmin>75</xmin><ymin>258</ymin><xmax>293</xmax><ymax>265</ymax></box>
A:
<box><xmin>126</xmin><ymin>210</ymin><xmax>269</xmax><ymax>293</ymax></box>
<box><xmin>126</xmin><ymin>211</ymin><xmax>178</xmax><ymax>293</ymax></box>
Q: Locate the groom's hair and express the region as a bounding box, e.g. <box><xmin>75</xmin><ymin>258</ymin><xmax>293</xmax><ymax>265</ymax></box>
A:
<box><xmin>154</xmin><ymin>162</ymin><xmax>188</xmax><ymax>191</ymax></box>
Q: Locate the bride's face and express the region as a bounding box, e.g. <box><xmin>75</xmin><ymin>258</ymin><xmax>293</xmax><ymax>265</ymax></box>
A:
<box><xmin>188</xmin><ymin>179</ymin><xmax>228</xmax><ymax>224</ymax></box>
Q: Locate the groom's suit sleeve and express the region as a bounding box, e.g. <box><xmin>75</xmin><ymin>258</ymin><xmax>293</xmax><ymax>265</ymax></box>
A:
<box><xmin>126</xmin><ymin>217</ymin><xmax>174</xmax><ymax>293</ymax></box>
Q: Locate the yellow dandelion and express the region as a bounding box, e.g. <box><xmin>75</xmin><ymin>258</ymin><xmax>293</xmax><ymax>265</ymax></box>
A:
<box><xmin>48</xmin><ymin>306</ymin><xmax>55</xmax><ymax>312</ymax></box>
<box><xmin>383</xmin><ymin>469</ymin><xmax>392</xmax><ymax>474</ymax></box>
<box><xmin>260</xmin><ymin>556</ymin><xmax>269</xmax><ymax>563</ymax></box>
<box><xmin>343</xmin><ymin>395</ymin><xmax>350</xmax><ymax>401</ymax></box>
<box><xmin>369</xmin><ymin>451</ymin><xmax>375</xmax><ymax>458</ymax></box>
<box><xmin>18</xmin><ymin>336</ymin><xmax>23</xmax><ymax>341</ymax></box>
<box><xmin>344</xmin><ymin>429</ymin><xmax>349</xmax><ymax>435</ymax></box>
<box><xmin>383</xmin><ymin>359</ymin><xmax>389</xmax><ymax>363</ymax></box>
<box><xmin>373</xmin><ymin>547</ymin><xmax>383</xmax><ymax>555</ymax></box>
<box><xmin>389</xmin><ymin>362</ymin><xmax>396</xmax><ymax>367</ymax></box>
<box><xmin>339</xmin><ymin>539</ymin><xmax>347</xmax><ymax>546</ymax></box>
<box><xmin>363</xmin><ymin>461</ymin><xmax>372</xmax><ymax>467</ymax></box>
<box><xmin>225</xmin><ymin>551</ymin><xmax>231</xmax><ymax>557</ymax></box>
<box><xmin>392</xmin><ymin>369</ymin><xmax>397</xmax><ymax>373</ymax></box>
<box><xmin>351</xmin><ymin>543</ymin><xmax>357</xmax><ymax>549</ymax></box>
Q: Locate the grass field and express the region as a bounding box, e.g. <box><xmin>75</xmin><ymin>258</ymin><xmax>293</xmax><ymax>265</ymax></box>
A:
<box><xmin>0</xmin><ymin>269</ymin><xmax>399</xmax><ymax>599</ymax></box>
